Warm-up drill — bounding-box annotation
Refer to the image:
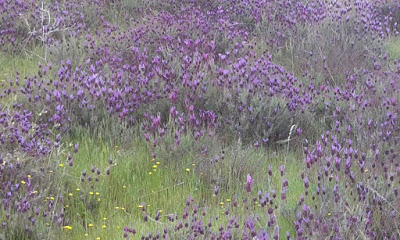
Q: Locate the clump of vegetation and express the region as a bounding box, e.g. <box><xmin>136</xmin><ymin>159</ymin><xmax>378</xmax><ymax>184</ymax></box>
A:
<box><xmin>1</xmin><ymin>0</ymin><xmax>400</xmax><ymax>239</ymax></box>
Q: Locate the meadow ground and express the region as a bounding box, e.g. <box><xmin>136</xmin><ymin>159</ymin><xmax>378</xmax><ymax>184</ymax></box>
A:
<box><xmin>1</xmin><ymin>1</ymin><xmax>400</xmax><ymax>240</ymax></box>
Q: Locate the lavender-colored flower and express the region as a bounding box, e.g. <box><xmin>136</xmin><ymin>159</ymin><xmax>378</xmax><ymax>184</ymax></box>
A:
<box><xmin>246</xmin><ymin>174</ymin><xmax>254</xmax><ymax>193</ymax></box>
<box><xmin>214</xmin><ymin>185</ymin><xmax>219</xmax><ymax>196</ymax></box>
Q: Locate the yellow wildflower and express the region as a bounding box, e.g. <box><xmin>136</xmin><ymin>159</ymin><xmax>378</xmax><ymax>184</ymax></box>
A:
<box><xmin>63</xmin><ymin>226</ymin><xmax>72</xmax><ymax>230</ymax></box>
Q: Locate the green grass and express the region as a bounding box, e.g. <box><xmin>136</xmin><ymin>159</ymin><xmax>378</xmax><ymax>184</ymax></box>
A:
<box><xmin>0</xmin><ymin>49</ymin><xmax>42</xmax><ymax>82</ymax></box>
<box><xmin>0</xmin><ymin>118</ymin><xmax>311</xmax><ymax>239</ymax></box>
<box><xmin>0</xmin><ymin>49</ymin><xmax>43</xmax><ymax>107</ymax></box>
<box><xmin>386</xmin><ymin>36</ymin><xmax>400</xmax><ymax>61</ymax></box>
<box><xmin>44</xmin><ymin>131</ymin><xmax>309</xmax><ymax>239</ymax></box>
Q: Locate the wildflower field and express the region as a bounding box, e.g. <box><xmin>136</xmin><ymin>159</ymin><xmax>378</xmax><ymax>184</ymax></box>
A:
<box><xmin>1</xmin><ymin>0</ymin><xmax>400</xmax><ymax>239</ymax></box>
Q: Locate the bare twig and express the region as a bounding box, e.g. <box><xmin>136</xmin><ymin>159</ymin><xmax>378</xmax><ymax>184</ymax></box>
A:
<box><xmin>19</xmin><ymin>2</ymin><xmax>76</xmax><ymax>62</ymax></box>
<box><xmin>136</xmin><ymin>182</ymin><xmax>185</xmax><ymax>201</ymax></box>
<box><xmin>366</xmin><ymin>184</ymin><xmax>400</xmax><ymax>215</ymax></box>
<box><xmin>147</xmin><ymin>215</ymin><xmax>165</xmax><ymax>225</ymax></box>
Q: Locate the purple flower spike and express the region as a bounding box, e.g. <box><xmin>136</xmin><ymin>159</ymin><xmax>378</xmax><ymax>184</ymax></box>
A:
<box><xmin>246</xmin><ymin>174</ymin><xmax>254</xmax><ymax>193</ymax></box>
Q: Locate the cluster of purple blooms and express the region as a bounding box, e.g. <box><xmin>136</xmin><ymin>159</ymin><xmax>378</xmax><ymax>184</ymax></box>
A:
<box><xmin>1</xmin><ymin>0</ymin><xmax>400</xmax><ymax>239</ymax></box>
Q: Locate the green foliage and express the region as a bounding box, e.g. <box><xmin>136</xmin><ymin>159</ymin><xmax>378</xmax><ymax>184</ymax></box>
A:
<box><xmin>40</xmin><ymin>130</ymin><xmax>308</xmax><ymax>239</ymax></box>
<box><xmin>386</xmin><ymin>37</ymin><xmax>400</xmax><ymax>60</ymax></box>
<box><xmin>0</xmin><ymin>51</ymin><xmax>41</xmax><ymax>83</ymax></box>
